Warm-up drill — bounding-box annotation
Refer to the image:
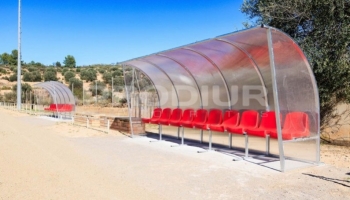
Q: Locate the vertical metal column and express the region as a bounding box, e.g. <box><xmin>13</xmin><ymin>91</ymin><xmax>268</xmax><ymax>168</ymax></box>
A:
<box><xmin>123</xmin><ymin>65</ymin><xmax>134</xmax><ymax>138</ymax></box>
<box><xmin>267</xmin><ymin>28</ymin><xmax>285</xmax><ymax>172</ymax></box>
<box><xmin>111</xmin><ymin>77</ymin><xmax>114</xmax><ymax>106</ymax></box>
<box><xmin>16</xmin><ymin>0</ymin><xmax>22</xmax><ymax>110</ymax></box>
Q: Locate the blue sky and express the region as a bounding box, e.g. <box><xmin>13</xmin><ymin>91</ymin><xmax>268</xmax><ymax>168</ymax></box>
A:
<box><xmin>0</xmin><ymin>0</ymin><xmax>247</xmax><ymax>66</ymax></box>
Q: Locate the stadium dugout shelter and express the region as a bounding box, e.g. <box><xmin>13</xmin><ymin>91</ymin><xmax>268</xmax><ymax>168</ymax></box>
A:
<box><xmin>34</xmin><ymin>81</ymin><xmax>75</xmax><ymax>117</ymax></box>
<box><xmin>120</xmin><ymin>25</ymin><xmax>320</xmax><ymax>172</ymax></box>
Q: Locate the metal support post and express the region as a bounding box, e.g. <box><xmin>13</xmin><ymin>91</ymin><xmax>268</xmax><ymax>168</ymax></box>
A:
<box><xmin>244</xmin><ymin>133</ymin><xmax>249</xmax><ymax>158</ymax></box>
<box><xmin>209</xmin><ymin>130</ymin><xmax>213</xmax><ymax>151</ymax></box>
<box><xmin>159</xmin><ymin>124</ymin><xmax>162</xmax><ymax>141</ymax></box>
<box><xmin>266</xmin><ymin>135</ymin><xmax>270</xmax><ymax>155</ymax></box>
<box><xmin>228</xmin><ymin>132</ymin><xmax>232</xmax><ymax>149</ymax></box>
<box><xmin>177</xmin><ymin>127</ymin><xmax>180</xmax><ymax>139</ymax></box>
<box><xmin>200</xmin><ymin>130</ymin><xmax>203</xmax><ymax>143</ymax></box>
<box><xmin>107</xmin><ymin>119</ymin><xmax>110</xmax><ymax>133</ymax></box>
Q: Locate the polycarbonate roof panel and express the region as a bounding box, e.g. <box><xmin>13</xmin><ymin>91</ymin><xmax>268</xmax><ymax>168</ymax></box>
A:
<box><xmin>34</xmin><ymin>81</ymin><xmax>75</xmax><ymax>105</ymax></box>
<box><xmin>125</xmin><ymin>60</ymin><xmax>177</xmax><ymax>108</ymax></box>
<box><xmin>141</xmin><ymin>55</ymin><xmax>201</xmax><ymax>109</ymax></box>
<box><xmin>121</xmin><ymin>26</ymin><xmax>319</xmax><ymax>117</ymax></box>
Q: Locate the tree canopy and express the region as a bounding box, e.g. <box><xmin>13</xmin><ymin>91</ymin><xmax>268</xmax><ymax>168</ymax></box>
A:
<box><xmin>241</xmin><ymin>0</ymin><xmax>350</xmax><ymax>127</ymax></box>
<box><xmin>63</xmin><ymin>55</ymin><xmax>76</xmax><ymax>68</ymax></box>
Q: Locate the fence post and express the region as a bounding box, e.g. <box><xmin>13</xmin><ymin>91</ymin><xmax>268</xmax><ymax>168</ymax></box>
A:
<box><xmin>86</xmin><ymin>117</ymin><xmax>89</xmax><ymax>128</ymax></box>
<box><xmin>107</xmin><ymin>119</ymin><xmax>110</xmax><ymax>134</ymax></box>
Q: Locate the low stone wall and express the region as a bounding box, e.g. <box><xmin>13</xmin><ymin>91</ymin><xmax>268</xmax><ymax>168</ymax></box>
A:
<box><xmin>100</xmin><ymin>116</ymin><xmax>145</xmax><ymax>135</ymax></box>
<box><xmin>73</xmin><ymin>113</ymin><xmax>145</xmax><ymax>135</ymax></box>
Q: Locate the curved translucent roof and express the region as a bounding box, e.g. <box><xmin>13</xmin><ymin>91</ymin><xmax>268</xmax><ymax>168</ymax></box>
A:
<box><xmin>121</xmin><ymin>26</ymin><xmax>320</xmax><ymax>171</ymax></box>
<box><xmin>34</xmin><ymin>81</ymin><xmax>75</xmax><ymax>105</ymax></box>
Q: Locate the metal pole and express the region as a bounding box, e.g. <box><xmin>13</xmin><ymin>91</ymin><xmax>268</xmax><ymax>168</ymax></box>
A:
<box><xmin>267</xmin><ymin>27</ymin><xmax>285</xmax><ymax>172</ymax></box>
<box><xmin>16</xmin><ymin>0</ymin><xmax>22</xmax><ymax>110</ymax></box>
<box><xmin>82</xmin><ymin>84</ymin><xmax>85</xmax><ymax>106</ymax></box>
<box><xmin>95</xmin><ymin>81</ymin><xmax>97</xmax><ymax>105</ymax></box>
<box><xmin>71</xmin><ymin>83</ymin><xmax>74</xmax><ymax>96</ymax></box>
<box><xmin>111</xmin><ymin>77</ymin><xmax>114</xmax><ymax>106</ymax></box>
<box><xmin>122</xmin><ymin>65</ymin><xmax>134</xmax><ymax>137</ymax></box>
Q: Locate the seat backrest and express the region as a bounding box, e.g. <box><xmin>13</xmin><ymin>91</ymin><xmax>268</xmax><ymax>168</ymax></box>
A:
<box><xmin>181</xmin><ymin>109</ymin><xmax>195</xmax><ymax>122</ymax></box>
<box><xmin>192</xmin><ymin>109</ymin><xmax>208</xmax><ymax>123</ymax></box>
<box><xmin>159</xmin><ymin>108</ymin><xmax>172</xmax><ymax>120</ymax></box>
<box><xmin>259</xmin><ymin>111</ymin><xmax>279</xmax><ymax>129</ymax></box>
<box><xmin>207</xmin><ymin>109</ymin><xmax>223</xmax><ymax>125</ymax></box>
<box><xmin>222</xmin><ymin>110</ymin><xmax>240</xmax><ymax>126</ymax></box>
<box><xmin>169</xmin><ymin>108</ymin><xmax>182</xmax><ymax>121</ymax></box>
<box><xmin>283</xmin><ymin>112</ymin><xmax>309</xmax><ymax>133</ymax></box>
<box><xmin>151</xmin><ymin>108</ymin><xmax>162</xmax><ymax>119</ymax></box>
<box><xmin>240</xmin><ymin>110</ymin><xmax>259</xmax><ymax>129</ymax></box>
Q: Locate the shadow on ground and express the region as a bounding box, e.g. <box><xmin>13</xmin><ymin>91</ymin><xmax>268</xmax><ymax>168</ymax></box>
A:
<box><xmin>303</xmin><ymin>173</ymin><xmax>350</xmax><ymax>188</ymax></box>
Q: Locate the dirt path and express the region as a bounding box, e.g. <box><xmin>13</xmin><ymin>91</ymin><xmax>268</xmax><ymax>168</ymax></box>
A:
<box><xmin>0</xmin><ymin>108</ymin><xmax>349</xmax><ymax>199</ymax></box>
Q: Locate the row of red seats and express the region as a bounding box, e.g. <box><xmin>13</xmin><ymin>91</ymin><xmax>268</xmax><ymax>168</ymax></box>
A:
<box><xmin>44</xmin><ymin>104</ymin><xmax>74</xmax><ymax>112</ymax></box>
<box><xmin>142</xmin><ymin>108</ymin><xmax>310</xmax><ymax>139</ymax></box>
<box><xmin>142</xmin><ymin>108</ymin><xmax>310</xmax><ymax>155</ymax></box>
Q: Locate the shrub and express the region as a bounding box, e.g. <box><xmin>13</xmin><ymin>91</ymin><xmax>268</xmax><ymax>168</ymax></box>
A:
<box><xmin>102</xmin><ymin>72</ymin><xmax>112</xmax><ymax>84</ymax></box>
<box><xmin>43</xmin><ymin>70</ymin><xmax>58</xmax><ymax>81</ymax></box>
<box><xmin>80</xmin><ymin>68</ymin><xmax>97</xmax><ymax>82</ymax></box>
<box><xmin>64</xmin><ymin>71</ymin><xmax>75</xmax><ymax>83</ymax></box>
<box><xmin>89</xmin><ymin>81</ymin><xmax>106</xmax><ymax>96</ymax></box>
<box><xmin>98</xmin><ymin>68</ymin><xmax>105</xmax><ymax>74</ymax></box>
<box><xmin>9</xmin><ymin>74</ymin><xmax>17</xmax><ymax>82</ymax></box>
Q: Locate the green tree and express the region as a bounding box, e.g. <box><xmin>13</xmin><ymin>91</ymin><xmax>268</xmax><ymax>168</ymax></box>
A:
<box><xmin>241</xmin><ymin>0</ymin><xmax>350</xmax><ymax>128</ymax></box>
<box><xmin>0</xmin><ymin>53</ymin><xmax>13</xmax><ymax>65</ymax></box>
<box><xmin>55</xmin><ymin>61</ymin><xmax>61</xmax><ymax>67</ymax></box>
<box><xmin>63</xmin><ymin>55</ymin><xmax>76</xmax><ymax>68</ymax></box>
<box><xmin>11</xmin><ymin>49</ymin><xmax>18</xmax><ymax>65</ymax></box>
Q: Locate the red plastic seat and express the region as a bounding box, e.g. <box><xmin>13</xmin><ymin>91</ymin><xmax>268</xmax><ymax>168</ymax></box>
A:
<box><xmin>173</xmin><ymin>109</ymin><xmax>195</xmax><ymax>127</ymax></box>
<box><xmin>142</xmin><ymin>108</ymin><xmax>162</xmax><ymax>123</ymax></box>
<box><xmin>150</xmin><ymin>108</ymin><xmax>171</xmax><ymax>124</ymax></box>
<box><xmin>159</xmin><ymin>108</ymin><xmax>182</xmax><ymax>125</ymax></box>
<box><xmin>246</xmin><ymin>111</ymin><xmax>280</xmax><ymax>137</ymax></box>
<box><xmin>270</xmin><ymin>112</ymin><xmax>310</xmax><ymax>140</ymax></box>
<box><xmin>209</xmin><ymin>110</ymin><xmax>240</xmax><ymax>132</ymax></box>
<box><xmin>201</xmin><ymin>109</ymin><xmax>223</xmax><ymax>130</ymax></box>
<box><xmin>226</xmin><ymin>110</ymin><xmax>259</xmax><ymax>134</ymax></box>
<box><xmin>189</xmin><ymin>109</ymin><xmax>208</xmax><ymax>129</ymax></box>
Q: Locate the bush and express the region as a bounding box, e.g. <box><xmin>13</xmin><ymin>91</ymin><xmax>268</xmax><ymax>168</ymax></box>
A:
<box><xmin>102</xmin><ymin>72</ymin><xmax>112</xmax><ymax>84</ymax></box>
<box><xmin>23</xmin><ymin>71</ymin><xmax>42</xmax><ymax>82</ymax></box>
<box><xmin>0</xmin><ymin>68</ymin><xmax>7</xmax><ymax>74</ymax></box>
<box><xmin>112</xmin><ymin>70</ymin><xmax>122</xmax><ymax>77</ymax></box>
<box><xmin>64</xmin><ymin>71</ymin><xmax>75</xmax><ymax>83</ymax></box>
<box><xmin>9</xmin><ymin>74</ymin><xmax>17</xmax><ymax>82</ymax></box>
<box><xmin>44</xmin><ymin>70</ymin><xmax>58</xmax><ymax>81</ymax></box>
<box><xmin>98</xmin><ymin>68</ymin><xmax>105</xmax><ymax>74</ymax></box>
<box><xmin>69</xmin><ymin>77</ymin><xmax>83</xmax><ymax>99</ymax></box>
<box><xmin>119</xmin><ymin>98</ymin><xmax>127</xmax><ymax>104</ymax></box>
<box><xmin>80</xmin><ymin>68</ymin><xmax>97</xmax><ymax>82</ymax></box>
<box><xmin>28</xmin><ymin>66</ymin><xmax>36</xmax><ymax>72</ymax></box>
<box><xmin>23</xmin><ymin>72</ymin><xmax>33</xmax><ymax>82</ymax></box>
<box><xmin>62</xmin><ymin>68</ymin><xmax>69</xmax><ymax>75</ymax></box>
<box><xmin>89</xmin><ymin>81</ymin><xmax>106</xmax><ymax>96</ymax></box>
